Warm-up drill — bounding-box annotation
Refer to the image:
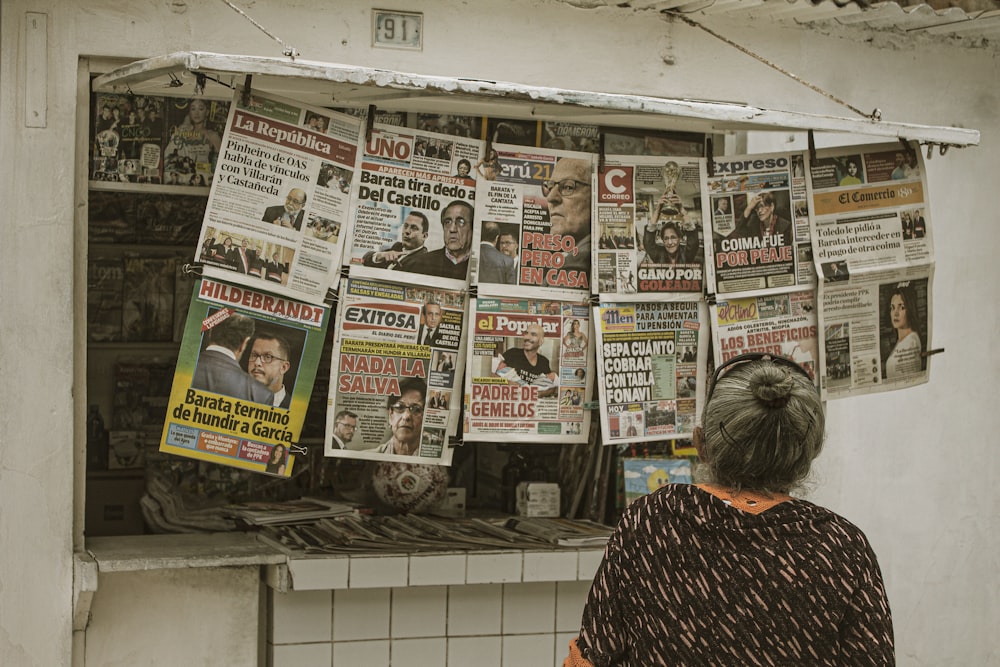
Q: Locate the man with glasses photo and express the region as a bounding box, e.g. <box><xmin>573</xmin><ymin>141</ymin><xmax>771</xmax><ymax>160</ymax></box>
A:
<box><xmin>406</xmin><ymin>200</ymin><xmax>475</xmax><ymax>281</ymax></box>
<box><xmin>330</xmin><ymin>410</ymin><xmax>358</xmax><ymax>450</ymax></box>
<box><xmin>247</xmin><ymin>333</ymin><xmax>294</xmax><ymax>409</ymax></box>
<box><xmin>543</xmin><ymin>156</ymin><xmax>593</xmax><ymax>276</ymax></box>
<box><xmin>191</xmin><ymin>313</ymin><xmax>274</xmax><ymax>405</ymax></box>
<box><xmin>262</xmin><ymin>188</ymin><xmax>308</xmax><ymax>231</ymax></box>
<box><xmin>372</xmin><ymin>377</ymin><xmax>427</xmax><ymax>456</ymax></box>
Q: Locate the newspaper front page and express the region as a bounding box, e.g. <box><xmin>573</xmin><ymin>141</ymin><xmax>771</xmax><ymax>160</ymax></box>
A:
<box><xmin>324</xmin><ymin>276</ymin><xmax>467</xmax><ymax>465</ymax></box>
<box><xmin>160</xmin><ymin>277</ymin><xmax>331</xmax><ymax>477</ymax></box>
<box><xmin>809</xmin><ymin>143</ymin><xmax>934</xmax><ymax>397</ymax></box>
<box><xmin>344</xmin><ymin>123</ymin><xmax>484</xmax><ymax>290</ymax></box>
<box><xmin>593</xmin><ymin>301</ymin><xmax>707</xmax><ymax>445</ymax></box>
<box><xmin>594</xmin><ymin>155</ymin><xmax>708</xmax><ymax>301</ymax></box>
<box><xmin>710</xmin><ymin>289</ymin><xmax>820</xmax><ymax>383</ymax></box>
<box><xmin>469</xmin><ymin>143</ymin><xmax>597</xmax><ymax>300</ymax></box>
<box><xmin>463</xmin><ymin>297</ymin><xmax>593</xmax><ymax>443</ymax></box>
<box><xmin>704</xmin><ymin>151</ymin><xmax>814</xmax><ymax>298</ymax></box>
<box><xmin>194</xmin><ymin>88</ymin><xmax>361</xmax><ymax>305</ymax></box>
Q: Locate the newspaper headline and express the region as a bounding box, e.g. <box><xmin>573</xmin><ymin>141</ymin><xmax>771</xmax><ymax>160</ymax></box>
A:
<box><xmin>345</xmin><ymin>124</ymin><xmax>484</xmax><ymax>289</ymax></box>
<box><xmin>704</xmin><ymin>151</ymin><xmax>815</xmax><ymax>298</ymax></box>
<box><xmin>809</xmin><ymin>143</ymin><xmax>934</xmax><ymax>398</ymax></box>
<box><xmin>324</xmin><ymin>276</ymin><xmax>467</xmax><ymax>465</ymax></box>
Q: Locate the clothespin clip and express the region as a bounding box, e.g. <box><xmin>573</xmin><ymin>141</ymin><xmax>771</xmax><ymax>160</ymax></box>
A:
<box><xmin>241</xmin><ymin>75</ymin><xmax>252</xmax><ymax>107</ymax></box>
<box><xmin>181</xmin><ymin>262</ymin><xmax>204</xmax><ymax>277</ymax></box>
<box><xmin>706</xmin><ymin>137</ymin><xmax>715</xmax><ymax>177</ymax></box>
<box><xmin>365</xmin><ymin>104</ymin><xmax>377</xmax><ymax>144</ymax></box>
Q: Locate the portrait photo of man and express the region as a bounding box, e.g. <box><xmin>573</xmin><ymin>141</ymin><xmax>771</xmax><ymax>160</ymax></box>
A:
<box><xmin>262</xmin><ymin>188</ymin><xmax>307</xmax><ymax>231</ymax></box>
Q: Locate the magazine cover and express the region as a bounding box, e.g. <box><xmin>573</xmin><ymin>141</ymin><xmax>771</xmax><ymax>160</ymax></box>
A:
<box><xmin>162</xmin><ymin>96</ymin><xmax>230</xmax><ymax>187</ymax></box>
<box><xmin>593</xmin><ymin>300</ymin><xmax>707</xmax><ymax>444</ymax></box>
<box><xmin>91</xmin><ymin>92</ymin><xmax>167</xmax><ymax>184</ymax></box>
<box><xmin>324</xmin><ymin>276</ymin><xmax>468</xmax><ymax>465</ymax></box>
<box><xmin>622</xmin><ymin>457</ymin><xmax>693</xmax><ymax>506</ymax></box>
<box><xmin>344</xmin><ymin>122</ymin><xmax>484</xmax><ymax>290</ymax></box>
<box><xmin>594</xmin><ymin>155</ymin><xmax>708</xmax><ymax>301</ymax></box>
<box><xmin>194</xmin><ymin>88</ymin><xmax>361</xmax><ymax>304</ymax></box>
<box><xmin>160</xmin><ymin>277</ymin><xmax>331</xmax><ymax>477</ymax></box>
<box><xmin>470</xmin><ymin>143</ymin><xmax>597</xmax><ymax>300</ymax></box>
<box><xmin>463</xmin><ymin>296</ymin><xmax>592</xmax><ymax>443</ymax></box>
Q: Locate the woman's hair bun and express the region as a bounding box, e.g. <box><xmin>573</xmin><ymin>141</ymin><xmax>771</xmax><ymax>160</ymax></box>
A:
<box><xmin>748</xmin><ymin>365</ymin><xmax>795</xmax><ymax>408</ymax></box>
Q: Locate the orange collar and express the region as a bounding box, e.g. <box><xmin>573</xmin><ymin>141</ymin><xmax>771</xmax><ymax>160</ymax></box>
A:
<box><xmin>696</xmin><ymin>484</ymin><xmax>792</xmax><ymax>515</ymax></box>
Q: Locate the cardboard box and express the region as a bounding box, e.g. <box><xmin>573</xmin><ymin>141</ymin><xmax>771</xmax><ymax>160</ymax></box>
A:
<box><xmin>516</xmin><ymin>482</ymin><xmax>560</xmax><ymax>518</ymax></box>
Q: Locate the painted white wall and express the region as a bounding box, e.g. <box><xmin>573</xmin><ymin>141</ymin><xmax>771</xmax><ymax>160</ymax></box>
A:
<box><xmin>0</xmin><ymin>1</ymin><xmax>996</xmax><ymax>665</ymax></box>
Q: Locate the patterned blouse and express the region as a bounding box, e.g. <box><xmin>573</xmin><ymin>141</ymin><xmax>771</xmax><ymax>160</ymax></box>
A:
<box><xmin>576</xmin><ymin>484</ymin><xmax>894</xmax><ymax>666</ymax></box>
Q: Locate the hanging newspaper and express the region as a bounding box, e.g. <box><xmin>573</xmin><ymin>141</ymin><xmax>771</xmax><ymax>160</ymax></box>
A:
<box><xmin>469</xmin><ymin>143</ymin><xmax>596</xmax><ymax>300</ymax></box>
<box><xmin>344</xmin><ymin>123</ymin><xmax>484</xmax><ymax>289</ymax></box>
<box><xmin>160</xmin><ymin>277</ymin><xmax>331</xmax><ymax>477</ymax></box>
<box><xmin>464</xmin><ymin>297</ymin><xmax>593</xmax><ymax>443</ymax></box>
<box><xmin>593</xmin><ymin>301</ymin><xmax>707</xmax><ymax>444</ymax></box>
<box><xmin>194</xmin><ymin>88</ymin><xmax>361</xmax><ymax>305</ymax></box>
<box><xmin>324</xmin><ymin>276</ymin><xmax>468</xmax><ymax>465</ymax></box>
<box><xmin>710</xmin><ymin>290</ymin><xmax>820</xmax><ymax>384</ymax></box>
<box><xmin>808</xmin><ymin>143</ymin><xmax>934</xmax><ymax>397</ymax></box>
<box><xmin>704</xmin><ymin>151</ymin><xmax>814</xmax><ymax>298</ymax></box>
<box><xmin>594</xmin><ymin>155</ymin><xmax>708</xmax><ymax>301</ymax></box>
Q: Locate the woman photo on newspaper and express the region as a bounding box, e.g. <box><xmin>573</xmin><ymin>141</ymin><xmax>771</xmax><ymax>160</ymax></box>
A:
<box><xmin>882</xmin><ymin>283</ymin><xmax>924</xmax><ymax>379</ymax></box>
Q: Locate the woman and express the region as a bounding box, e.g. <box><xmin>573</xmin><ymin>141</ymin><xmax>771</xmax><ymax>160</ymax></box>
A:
<box><xmin>475</xmin><ymin>150</ymin><xmax>500</xmax><ymax>180</ymax></box>
<box><xmin>264</xmin><ymin>444</ymin><xmax>287</xmax><ymax>476</ymax></box>
<box><xmin>177</xmin><ymin>98</ymin><xmax>222</xmax><ymax>155</ymax></box>
<box><xmin>562</xmin><ymin>319</ymin><xmax>588</xmax><ymax>352</ymax></box>
<box><xmin>884</xmin><ymin>285</ymin><xmax>923</xmax><ymax>379</ymax></box>
<box><xmin>566</xmin><ymin>353</ymin><xmax>894</xmax><ymax>666</ymax></box>
<box><xmin>642</xmin><ymin>221</ymin><xmax>688</xmax><ymax>266</ymax></box>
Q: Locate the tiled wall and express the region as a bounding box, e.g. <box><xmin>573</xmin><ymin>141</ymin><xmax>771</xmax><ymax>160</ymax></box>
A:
<box><xmin>267</xmin><ymin>549</ymin><xmax>603</xmax><ymax>666</ymax></box>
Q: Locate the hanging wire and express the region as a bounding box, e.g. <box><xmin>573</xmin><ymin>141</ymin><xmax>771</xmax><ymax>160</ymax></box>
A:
<box><xmin>663</xmin><ymin>10</ymin><xmax>875</xmax><ymax>121</ymax></box>
<box><xmin>218</xmin><ymin>0</ymin><xmax>300</xmax><ymax>59</ymax></box>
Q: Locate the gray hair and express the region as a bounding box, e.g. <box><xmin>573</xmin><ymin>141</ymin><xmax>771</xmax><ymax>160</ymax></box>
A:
<box><xmin>700</xmin><ymin>360</ymin><xmax>824</xmax><ymax>494</ymax></box>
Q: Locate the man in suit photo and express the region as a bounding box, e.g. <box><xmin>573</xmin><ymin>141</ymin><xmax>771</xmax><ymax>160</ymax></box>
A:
<box><xmin>262</xmin><ymin>188</ymin><xmax>307</xmax><ymax>231</ymax></box>
<box><xmin>362</xmin><ymin>210</ymin><xmax>430</xmax><ymax>270</ymax></box>
<box><xmin>247</xmin><ymin>333</ymin><xmax>294</xmax><ymax>409</ymax></box>
<box><xmin>478</xmin><ymin>220</ymin><xmax>517</xmax><ymax>284</ymax></box>
<box><xmin>191</xmin><ymin>313</ymin><xmax>274</xmax><ymax>405</ymax></box>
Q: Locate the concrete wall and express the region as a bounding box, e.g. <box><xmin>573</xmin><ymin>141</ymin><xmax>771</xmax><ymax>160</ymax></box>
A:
<box><xmin>1</xmin><ymin>1</ymin><xmax>996</xmax><ymax>665</ymax></box>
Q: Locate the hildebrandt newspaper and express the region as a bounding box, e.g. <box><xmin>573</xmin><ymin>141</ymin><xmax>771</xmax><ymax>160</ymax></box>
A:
<box><xmin>160</xmin><ymin>278</ymin><xmax>331</xmax><ymax>477</ymax></box>
<box><xmin>808</xmin><ymin>143</ymin><xmax>934</xmax><ymax>398</ymax></box>
<box><xmin>324</xmin><ymin>276</ymin><xmax>467</xmax><ymax>465</ymax></box>
<box><xmin>195</xmin><ymin>88</ymin><xmax>361</xmax><ymax>304</ymax></box>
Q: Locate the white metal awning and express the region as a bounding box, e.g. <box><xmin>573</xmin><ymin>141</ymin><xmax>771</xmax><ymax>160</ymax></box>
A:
<box><xmin>91</xmin><ymin>51</ymin><xmax>980</xmax><ymax>148</ymax></box>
